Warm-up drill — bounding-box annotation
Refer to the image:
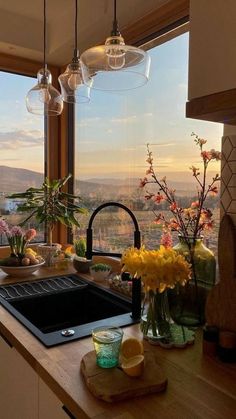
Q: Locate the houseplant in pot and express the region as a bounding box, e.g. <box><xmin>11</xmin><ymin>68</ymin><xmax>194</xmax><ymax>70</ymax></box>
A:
<box><xmin>90</xmin><ymin>263</ymin><xmax>112</xmax><ymax>281</ymax></box>
<box><xmin>7</xmin><ymin>174</ymin><xmax>87</xmax><ymax>266</ymax></box>
<box><xmin>72</xmin><ymin>237</ymin><xmax>92</xmax><ymax>273</ymax></box>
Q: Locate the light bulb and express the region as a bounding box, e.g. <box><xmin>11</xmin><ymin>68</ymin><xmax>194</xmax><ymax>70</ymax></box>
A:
<box><xmin>39</xmin><ymin>87</ymin><xmax>51</xmax><ymax>104</ymax></box>
<box><xmin>107</xmin><ymin>54</ymin><xmax>125</xmax><ymax>70</ymax></box>
<box><xmin>105</xmin><ymin>36</ymin><xmax>126</xmax><ymax>70</ymax></box>
<box><xmin>68</xmin><ymin>72</ymin><xmax>82</xmax><ymax>90</ymax></box>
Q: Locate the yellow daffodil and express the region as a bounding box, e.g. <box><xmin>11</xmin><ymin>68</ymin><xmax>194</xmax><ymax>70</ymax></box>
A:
<box><xmin>121</xmin><ymin>245</ymin><xmax>191</xmax><ymax>293</ymax></box>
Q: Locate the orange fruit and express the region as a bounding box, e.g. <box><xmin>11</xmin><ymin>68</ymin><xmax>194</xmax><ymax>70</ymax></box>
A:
<box><xmin>64</xmin><ymin>245</ymin><xmax>74</xmax><ymax>254</ymax></box>
<box><xmin>121</xmin><ymin>338</ymin><xmax>144</xmax><ymax>360</ymax></box>
<box><xmin>121</xmin><ymin>355</ymin><xmax>144</xmax><ymax>377</ymax></box>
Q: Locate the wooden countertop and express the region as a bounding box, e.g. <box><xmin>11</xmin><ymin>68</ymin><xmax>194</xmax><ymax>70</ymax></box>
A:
<box><xmin>0</xmin><ymin>265</ymin><xmax>236</xmax><ymax>419</ymax></box>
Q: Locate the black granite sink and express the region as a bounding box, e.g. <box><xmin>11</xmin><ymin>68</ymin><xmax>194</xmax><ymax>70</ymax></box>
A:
<box><xmin>0</xmin><ymin>274</ymin><xmax>138</xmax><ymax>347</ymax></box>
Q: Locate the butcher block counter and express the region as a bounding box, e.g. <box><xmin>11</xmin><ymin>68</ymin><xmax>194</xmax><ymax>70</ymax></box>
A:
<box><xmin>0</xmin><ymin>265</ymin><xmax>236</xmax><ymax>419</ymax></box>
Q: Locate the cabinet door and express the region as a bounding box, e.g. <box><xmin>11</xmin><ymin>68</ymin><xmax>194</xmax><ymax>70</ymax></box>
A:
<box><xmin>0</xmin><ymin>333</ymin><xmax>38</xmax><ymax>419</ymax></box>
<box><xmin>39</xmin><ymin>378</ymin><xmax>75</xmax><ymax>419</ymax></box>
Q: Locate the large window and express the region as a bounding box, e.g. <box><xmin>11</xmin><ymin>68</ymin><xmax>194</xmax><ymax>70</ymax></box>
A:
<box><xmin>0</xmin><ymin>71</ymin><xmax>44</xmax><ymax>244</ymax></box>
<box><xmin>75</xmin><ymin>32</ymin><xmax>222</xmax><ymax>256</ymax></box>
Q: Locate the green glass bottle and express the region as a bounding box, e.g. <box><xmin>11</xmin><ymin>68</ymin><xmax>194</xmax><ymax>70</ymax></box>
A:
<box><xmin>168</xmin><ymin>236</ymin><xmax>216</xmax><ymax>327</ymax></box>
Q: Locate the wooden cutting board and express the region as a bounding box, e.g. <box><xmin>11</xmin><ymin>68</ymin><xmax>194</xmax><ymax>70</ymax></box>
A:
<box><xmin>205</xmin><ymin>214</ymin><xmax>236</xmax><ymax>332</ymax></box>
<box><xmin>80</xmin><ymin>350</ymin><xmax>167</xmax><ymax>403</ymax></box>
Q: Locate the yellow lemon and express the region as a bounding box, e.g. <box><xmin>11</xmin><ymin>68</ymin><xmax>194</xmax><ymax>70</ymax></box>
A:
<box><xmin>25</xmin><ymin>248</ymin><xmax>37</xmax><ymax>256</ymax></box>
<box><xmin>121</xmin><ymin>338</ymin><xmax>144</xmax><ymax>360</ymax></box>
<box><xmin>121</xmin><ymin>355</ymin><xmax>144</xmax><ymax>377</ymax></box>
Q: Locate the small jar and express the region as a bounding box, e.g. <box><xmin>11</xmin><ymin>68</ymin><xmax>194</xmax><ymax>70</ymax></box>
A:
<box><xmin>202</xmin><ymin>325</ymin><xmax>219</xmax><ymax>357</ymax></box>
<box><xmin>218</xmin><ymin>331</ymin><xmax>236</xmax><ymax>363</ymax></box>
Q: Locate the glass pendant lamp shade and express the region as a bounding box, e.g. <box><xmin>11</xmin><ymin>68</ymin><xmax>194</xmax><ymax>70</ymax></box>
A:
<box><xmin>80</xmin><ymin>1</ymin><xmax>151</xmax><ymax>91</ymax></box>
<box><xmin>26</xmin><ymin>0</ymin><xmax>63</xmax><ymax>116</ymax></box>
<box><xmin>58</xmin><ymin>53</ymin><xmax>90</xmax><ymax>104</ymax></box>
<box><xmin>58</xmin><ymin>0</ymin><xmax>90</xmax><ymax>104</ymax></box>
<box><xmin>80</xmin><ymin>40</ymin><xmax>150</xmax><ymax>91</ymax></box>
<box><xmin>26</xmin><ymin>68</ymin><xmax>63</xmax><ymax>115</ymax></box>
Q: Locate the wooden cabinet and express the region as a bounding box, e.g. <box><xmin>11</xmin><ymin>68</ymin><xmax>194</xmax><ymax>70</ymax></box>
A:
<box><xmin>0</xmin><ymin>333</ymin><xmax>74</xmax><ymax>419</ymax></box>
<box><xmin>0</xmin><ymin>333</ymin><xmax>38</xmax><ymax>419</ymax></box>
<box><xmin>39</xmin><ymin>378</ymin><xmax>70</xmax><ymax>419</ymax></box>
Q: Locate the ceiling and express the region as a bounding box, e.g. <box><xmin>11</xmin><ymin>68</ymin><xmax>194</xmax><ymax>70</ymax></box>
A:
<box><xmin>0</xmin><ymin>0</ymin><xmax>168</xmax><ymax>67</ymax></box>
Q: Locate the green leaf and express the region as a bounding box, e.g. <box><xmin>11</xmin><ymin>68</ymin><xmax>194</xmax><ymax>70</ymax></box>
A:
<box><xmin>6</xmin><ymin>173</ymin><xmax>87</xmax><ymax>232</ymax></box>
<box><xmin>68</xmin><ymin>213</ymin><xmax>80</xmax><ymax>227</ymax></box>
<box><xmin>60</xmin><ymin>191</ymin><xmax>80</xmax><ymax>199</ymax></box>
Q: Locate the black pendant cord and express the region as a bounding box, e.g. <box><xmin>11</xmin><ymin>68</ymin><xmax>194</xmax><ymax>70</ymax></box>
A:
<box><xmin>72</xmin><ymin>0</ymin><xmax>78</xmax><ymax>60</ymax></box>
<box><xmin>114</xmin><ymin>0</ymin><xmax>117</xmax><ymax>22</ymax></box>
<box><xmin>44</xmin><ymin>0</ymin><xmax>47</xmax><ymax>71</ymax></box>
<box><xmin>75</xmin><ymin>0</ymin><xmax>78</xmax><ymax>52</ymax></box>
<box><xmin>111</xmin><ymin>0</ymin><xmax>120</xmax><ymax>36</ymax></box>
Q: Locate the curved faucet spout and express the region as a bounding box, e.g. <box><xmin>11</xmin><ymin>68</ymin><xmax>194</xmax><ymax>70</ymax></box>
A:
<box><xmin>86</xmin><ymin>201</ymin><xmax>142</xmax><ymax>321</ymax></box>
<box><xmin>86</xmin><ymin>201</ymin><xmax>141</xmax><ymax>260</ymax></box>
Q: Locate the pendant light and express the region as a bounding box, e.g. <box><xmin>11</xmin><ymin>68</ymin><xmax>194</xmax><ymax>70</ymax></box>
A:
<box><xmin>58</xmin><ymin>0</ymin><xmax>90</xmax><ymax>103</ymax></box>
<box><xmin>80</xmin><ymin>0</ymin><xmax>151</xmax><ymax>91</ymax></box>
<box><xmin>26</xmin><ymin>0</ymin><xmax>63</xmax><ymax>116</ymax></box>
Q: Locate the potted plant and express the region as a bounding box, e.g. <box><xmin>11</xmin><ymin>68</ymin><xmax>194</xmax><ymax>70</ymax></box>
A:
<box><xmin>90</xmin><ymin>263</ymin><xmax>111</xmax><ymax>281</ymax></box>
<box><xmin>72</xmin><ymin>237</ymin><xmax>92</xmax><ymax>273</ymax></box>
<box><xmin>7</xmin><ymin>174</ymin><xmax>87</xmax><ymax>266</ymax></box>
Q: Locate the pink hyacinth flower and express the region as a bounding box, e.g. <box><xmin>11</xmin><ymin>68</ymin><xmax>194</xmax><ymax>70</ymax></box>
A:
<box><xmin>25</xmin><ymin>228</ymin><xmax>37</xmax><ymax>241</ymax></box>
<box><xmin>10</xmin><ymin>226</ymin><xmax>23</xmax><ymax>236</ymax></box>
<box><xmin>0</xmin><ymin>219</ymin><xmax>10</xmax><ymax>235</ymax></box>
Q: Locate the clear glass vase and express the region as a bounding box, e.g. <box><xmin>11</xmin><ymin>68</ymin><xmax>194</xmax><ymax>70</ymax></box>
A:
<box><xmin>140</xmin><ymin>289</ymin><xmax>195</xmax><ymax>347</ymax></box>
<box><xmin>168</xmin><ymin>236</ymin><xmax>216</xmax><ymax>327</ymax></box>
<box><xmin>140</xmin><ymin>290</ymin><xmax>171</xmax><ymax>341</ymax></box>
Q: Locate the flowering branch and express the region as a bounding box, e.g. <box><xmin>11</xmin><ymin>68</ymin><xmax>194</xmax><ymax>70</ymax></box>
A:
<box><xmin>139</xmin><ymin>133</ymin><xmax>221</xmax><ymax>246</ymax></box>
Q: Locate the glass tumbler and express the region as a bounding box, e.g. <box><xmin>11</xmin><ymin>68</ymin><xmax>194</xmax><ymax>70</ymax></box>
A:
<box><xmin>92</xmin><ymin>325</ymin><xmax>123</xmax><ymax>368</ymax></box>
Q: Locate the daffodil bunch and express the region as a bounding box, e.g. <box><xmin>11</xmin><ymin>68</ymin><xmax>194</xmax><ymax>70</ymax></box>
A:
<box><xmin>121</xmin><ymin>245</ymin><xmax>191</xmax><ymax>293</ymax></box>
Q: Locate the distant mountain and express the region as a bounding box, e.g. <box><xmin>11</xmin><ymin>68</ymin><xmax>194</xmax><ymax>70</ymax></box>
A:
<box><xmin>75</xmin><ymin>179</ymin><xmax>127</xmax><ymax>198</ymax></box>
<box><xmin>0</xmin><ymin>166</ymin><xmax>43</xmax><ymax>193</ymax></box>
<box><xmin>75</xmin><ymin>178</ymin><xmax>198</xmax><ymax>199</ymax></box>
<box><xmin>83</xmin><ymin>176</ymin><xmax>197</xmax><ymax>191</ymax></box>
<box><xmin>86</xmin><ymin>178</ymin><xmax>126</xmax><ymax>186</ymax></box>
<box><xmin>0</xmin><ymin>166</ymin><xmax>209</xmax><ymax>198</ymax></box>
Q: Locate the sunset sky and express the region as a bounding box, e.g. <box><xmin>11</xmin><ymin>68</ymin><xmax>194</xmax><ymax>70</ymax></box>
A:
<box><xmin>75</xmin><ymin>32</ymin><xmax>222</xmax><ymax>181</ymax></box>
<box><xmin>0</xmin><ymin>32</ymin><xmax>222</xmax><ymax>180</ymax></box>
<box><xmin>0</xmin><ymin>71</ymin><xmax>44</xmax><ymax>173</ymax></box>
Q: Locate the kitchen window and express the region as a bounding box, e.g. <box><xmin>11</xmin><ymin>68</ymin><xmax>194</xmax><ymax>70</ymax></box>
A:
<box><xmin>0</xmin><ymin>71</ymin><xmax>45</xmax><ymax>245</ymax></box>
<box><xmin>74</xmin><ymin>31</ymin><xmax>223</xmax><ymax>257</ymax></box>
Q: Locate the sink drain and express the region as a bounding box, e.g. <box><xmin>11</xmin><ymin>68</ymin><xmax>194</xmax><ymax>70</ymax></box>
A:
<box><xmin>61</xmin><ymin>329</ymin><xmax>75</xmax><ymax>337</ymax></box>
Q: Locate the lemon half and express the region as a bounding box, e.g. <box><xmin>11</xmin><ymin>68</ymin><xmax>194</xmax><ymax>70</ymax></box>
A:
<box><xmin>121</xmin><ymin>338</ymin><xmax>144</xmax><ymax>360</ymax></box>
<box><xmin>121</xmin><ymin>355</ymin><xmax>144</xmax><ymax>377</ymax></box>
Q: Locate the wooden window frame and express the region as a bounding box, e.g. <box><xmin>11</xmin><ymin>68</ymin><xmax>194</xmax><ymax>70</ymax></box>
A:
<box><xmin>0</xmin><ymin>53</ymin><xmax>67</xmax><ymax>254</ymax></box>
<box><xmin>0</xmin><ymin>0</ymin><xmax>190</xmax><ymax>254</ymax></box>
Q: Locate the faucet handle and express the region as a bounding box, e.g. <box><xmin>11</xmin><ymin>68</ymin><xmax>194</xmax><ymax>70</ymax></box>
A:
<box><xmin>121</xmin><ymin>271</ymin><xmax>131</xmax><ymax>281</ymax></box>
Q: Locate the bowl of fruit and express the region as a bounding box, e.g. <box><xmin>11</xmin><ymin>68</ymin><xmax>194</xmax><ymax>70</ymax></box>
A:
<box><xmin>0</xmin><ymin>222</ymin><xmax>44</xmax><ymax>277</ymax></box>
<box><xmin>0</xmin><ymin>248</ymin><xmax>45</xmax><ymax>277</ymax></box>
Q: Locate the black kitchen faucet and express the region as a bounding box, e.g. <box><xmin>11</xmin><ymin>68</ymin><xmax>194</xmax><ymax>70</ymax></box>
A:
<box><xmin>86</xmin><ymin>202</ymin><xmax>142</xmax><ymax>320</ymax></box>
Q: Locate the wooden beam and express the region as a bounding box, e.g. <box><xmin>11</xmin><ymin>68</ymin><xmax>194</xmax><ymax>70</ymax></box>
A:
<box><xmin>186</xmin><ymin>88</ymin><xmax>236</xmax><ymax>126</ymax></box>
<box><xmin>123</xmin><ymin>0</ymin><xmax>190</xmax><ymax>46</ymax></box>
<box><xmin>0</xmin><ymin>52</ymin><xmax>58</xmax><ymax>78</ymax></box>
